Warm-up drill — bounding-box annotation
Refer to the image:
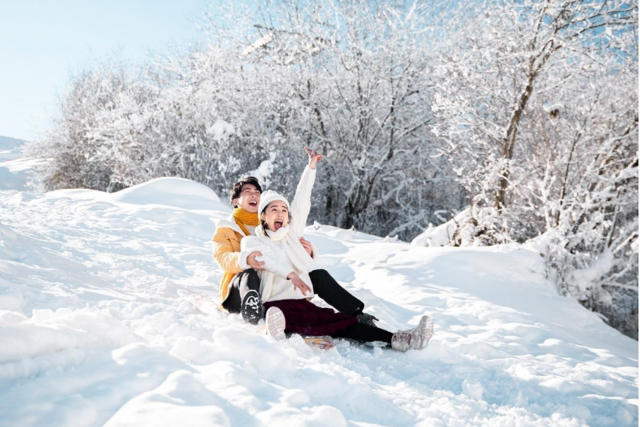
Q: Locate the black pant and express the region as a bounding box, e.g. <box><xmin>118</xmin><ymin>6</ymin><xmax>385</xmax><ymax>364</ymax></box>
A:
<box><xmin>332</xmin><ymin>323</ymin><xmax>393</xmax><ymax>345</ymax></box>
<box><xmin>221</xmin><ymin>269</ymin><xmax>260</xmax><ymax>313</ymax></box>
<box><xmin>309</xmin><ymin>269</ymin><xmax>364</xmax><ymax>316</ymax></box>
<box><xmin>222</xmin><ymin>268</ymin><xmax>365</xmax><ymax>316</ymax></box>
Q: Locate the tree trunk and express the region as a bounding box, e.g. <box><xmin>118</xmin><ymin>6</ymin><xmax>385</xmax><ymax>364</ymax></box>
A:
<box><xmin>495</xmin><ymin>72</ymin><xmax>536</xmax><ymax>211</ymax></box>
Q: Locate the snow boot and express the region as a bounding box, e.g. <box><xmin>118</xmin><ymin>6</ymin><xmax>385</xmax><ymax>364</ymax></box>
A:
<box><xmin>391</xmin><ymin>330</ymin><xmax>412</xmax><ymax>352</ymax></box>
<box><xmin>412</xmin><ymin>315</ymin><xmax>434</xmax><ymax>349</ymax></box>
<box><xmin>265</xmin><ymin>307</ymin><xmax>286</xmax><ymax>341</ymax></box>
<box><xmin>241</xmin><ymin>290</ymin><xmax>264</xmax><ymax>325</ymax></box>
<box><xmin>391</xmin><ymin>315</ymin><xmax>434</xmax><ymax>352</ymax></box>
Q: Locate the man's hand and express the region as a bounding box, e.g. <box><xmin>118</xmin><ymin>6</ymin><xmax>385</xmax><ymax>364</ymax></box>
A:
<box><xmin>247</xmin><ymin>251</ymin><xmax>265</xmax><ymax>270</ymax></box>
<box><xmin>287</xmin><ymin>272</ymin><xmax>312</xmax><ymax>295</ymax></box>
<box><xmin>300</xmin><ymin>237</ymin><xmax>314</xmax><ymax>257</ymax></box>
<box><xmin>304</xmin><ymin>146</ymin><xmax>323</xmax><ymax>169</ymax></box>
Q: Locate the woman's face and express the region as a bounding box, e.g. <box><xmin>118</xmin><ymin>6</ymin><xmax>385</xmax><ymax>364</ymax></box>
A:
<box><xmin>261</xmin><ymin>201</ymin><xmax>289</xmax><ymax>231</ymax></box>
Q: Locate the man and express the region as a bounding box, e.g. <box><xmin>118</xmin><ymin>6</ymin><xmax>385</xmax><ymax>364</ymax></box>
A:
<box><xmin>212</xmin><ymin>148</ymin><xmax>377</xmax><ymax>327</ymax></box>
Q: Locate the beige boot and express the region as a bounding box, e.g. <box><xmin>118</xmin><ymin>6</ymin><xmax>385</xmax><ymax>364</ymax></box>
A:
<box><xmin>411</xmin><ymin>315</ymin><xmax>434</xmax><ymax>350</ymax></box>
<box><xmin>391</xmin><ymin>315</ymin><xmax>434</xmax><ymax>352</ymax></box>
<box><xmin>391</xmin><ymin>330</ymin><xmax>412</xmax><ymax>352</ymax></box>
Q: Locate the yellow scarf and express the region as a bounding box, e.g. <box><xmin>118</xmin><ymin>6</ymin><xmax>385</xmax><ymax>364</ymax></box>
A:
<box><xmin>233</xmin><ymin>208</ymin><xmax>260</xmax><ymax>236</ymax></box>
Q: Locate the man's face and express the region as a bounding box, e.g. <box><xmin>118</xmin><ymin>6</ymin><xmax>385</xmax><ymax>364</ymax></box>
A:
<box><xmin>234</xmin><ymin>183</ymin><xmax>261</xmax><ymax>213</ymax></box>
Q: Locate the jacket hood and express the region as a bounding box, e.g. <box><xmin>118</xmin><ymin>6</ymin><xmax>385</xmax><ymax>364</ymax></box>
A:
<box><xmin>215</xmin><ymin>214</ymin><xmax>246</xmax><ymax>236</ymax></box>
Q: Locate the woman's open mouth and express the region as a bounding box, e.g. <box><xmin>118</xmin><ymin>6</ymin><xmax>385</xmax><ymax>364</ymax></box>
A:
<box><xmin>274</xmin><ymin>220</ymin><xmax>283</xmax><ymax>230</ymax></box>
<box><xmin>249</xmin><ymin>201</ymin><xmax>257</xmax><ymax>207</ymax></box>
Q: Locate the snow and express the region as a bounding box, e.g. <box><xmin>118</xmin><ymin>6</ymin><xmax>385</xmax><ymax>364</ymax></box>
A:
<box><xmin>0</xmin><ymin>145</ymin><xmax>637</xmax><ymax>427</ymax></box>
<box><xmin>0</xmin><ymin>136</ymin><xmax>39</xmax><ymax>191</ymax></box>
<box><xmin>411</xmin><ymin>208</ymin><xmax>473</xmax><ymax>247</ymax></box>
<box><xmin>206</xmin><ymin>119</ymin><xmax>234</xmax><ymax>141</ymax></box>
<box><xmin>571</xmin><ymin>250</ymin><xmax>615</xmax><ymax>295</ymax></box>
<box><xmin>245</xmin><ymin>159</ymin><xmax>274</xmax><ymax>188</ymax></box>
<box><xmin>46</xmin><ymin>177</ymin><xmax>226</xmax><ymax>212</ymax></box>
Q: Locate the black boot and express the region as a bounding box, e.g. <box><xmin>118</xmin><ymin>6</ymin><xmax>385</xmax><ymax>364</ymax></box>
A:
<box><xmin>241</xmin><ymin>290</ymin><xmax>264</xmax><ymax>325</ymax></box>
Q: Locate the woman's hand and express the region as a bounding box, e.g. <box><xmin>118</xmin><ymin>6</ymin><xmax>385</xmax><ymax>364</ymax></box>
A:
<box><xmin>304</xmin><ymin>146</ymin><xmax>323</xmax><ymax>169</ymax></box>
<box><xmin>300</xmin><ymin>237</ymin><xmax>314</xmax><ymax>257</ymax></box>
<box><xmin>287</xmin><ymin>272</ymin><xmax>312</xmax><ymax>295</ymax></box>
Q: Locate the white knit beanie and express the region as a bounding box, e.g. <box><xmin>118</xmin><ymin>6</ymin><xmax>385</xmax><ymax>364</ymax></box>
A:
<box><xmin>258</xmin><ymin>190</ymin><xmax>290</xmax><ymax>215</ymax></box>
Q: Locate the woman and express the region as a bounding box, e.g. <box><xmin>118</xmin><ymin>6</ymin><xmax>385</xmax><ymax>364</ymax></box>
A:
<box><xmin>240</xmin><ymin>148</ymin><xmax>434</xmax><ymax>352</ymax></box>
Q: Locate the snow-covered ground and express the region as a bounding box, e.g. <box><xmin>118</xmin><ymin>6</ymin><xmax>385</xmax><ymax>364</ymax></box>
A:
<box><xmin>0</xmin><ymin>143</ymin><xmax>637</xmax><ymax>427</ymax></box>
<box><xmin>0</xmin><ymin>136</ymin><xmax>39</xmax><ymax>192</ymax></box>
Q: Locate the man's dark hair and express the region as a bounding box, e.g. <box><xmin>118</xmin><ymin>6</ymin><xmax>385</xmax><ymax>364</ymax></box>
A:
<box><xmin>230</xmin><ymin>176</ymin><xmax>262</xmax><ymax>207</ymax></box>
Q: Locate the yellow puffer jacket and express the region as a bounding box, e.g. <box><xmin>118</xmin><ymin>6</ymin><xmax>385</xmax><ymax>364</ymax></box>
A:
<box><xmin>212</xmin><ymin>220</ymin><xmax>246</xmax><ymax>305</ymax></box>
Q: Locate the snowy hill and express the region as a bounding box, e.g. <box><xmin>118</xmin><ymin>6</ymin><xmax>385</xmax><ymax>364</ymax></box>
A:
<box><xmin>0</xmin><ymin>136</ymin><xmax>38</xmax><ymax>191</ymax></box>
<box><xmin>0</xmin><ymin>177</ymin><xmax>637</xmax><ymax>427</ymax></box>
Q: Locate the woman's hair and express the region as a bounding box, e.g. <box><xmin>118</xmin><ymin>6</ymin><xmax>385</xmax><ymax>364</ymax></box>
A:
<box><xmin>230</xmin><ymin>176</ymin><xmax>262</xmax><ymax>207</ymax></box>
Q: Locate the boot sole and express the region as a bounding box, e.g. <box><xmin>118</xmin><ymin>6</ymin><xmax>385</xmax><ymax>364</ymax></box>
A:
<box><xmin>423</xmin><ymin>316</ymin><xmax>435</xmax><ymax>345</ymax></box>
<box><xmin>266</xmin><ymin>307</ymin><xmax>286</xmax><ymax>341</ymax></box>
<box><xmin>414</xmin><ymin>315</ymin><xmax>435</xmax><ymax>350</ymax></box>
<box><xmin>241</xmin><ymin>290</ymin><xmax>263</xmax><ymax>325</ymax></box>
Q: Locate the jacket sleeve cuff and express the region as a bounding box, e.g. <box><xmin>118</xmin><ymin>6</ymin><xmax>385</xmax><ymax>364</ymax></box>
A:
<box><xmin>238</xmin><ymin>249</ymin><xmax>252</xmax><ymax>270</ymax></box>
<box><xmin>311</xmin><ymin>245</ymin><xmax>319</xmax><ymax>259</ymax></box>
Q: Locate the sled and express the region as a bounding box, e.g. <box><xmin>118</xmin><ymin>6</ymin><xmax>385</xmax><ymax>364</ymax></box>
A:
<box><xmin>302</xmin><ymin>336</ymin><xmax>335</xmax><ymax>350</ymax></box>
<box><xmin>255</xmin><ymin>324</ymin><xmax>335</xmax><ymax>350</ymax></box>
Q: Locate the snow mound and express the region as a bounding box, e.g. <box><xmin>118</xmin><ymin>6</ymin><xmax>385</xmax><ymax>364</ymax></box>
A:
<box><xmin>0</xmin><ymin>136</ymin><xmax>26</xmax><ymax>161</ymax></box>
<box><xmin>110</xmin><ymin>177</ymin><xmax>221</xmax><ymax>207</ymax></box>
<box><xmin>412</xmin><ymin>208</ymin><xmax>470</xmax><ymax>247</ymax></box>
<box><xmin>0</xmin><ymin>136</ymin><xmax>37</xmax><ymax>192</ymax></box>
<box><xmin>0</xmin><ymin>181</ymin><xmax>637</xmax><ymax>426</ymax></box>
<box><xmin>48</xmin><ymin>177</ymin><xmax>225</xmax><ymax>211</ymax></box>
<box><xmin>412</xmin><ymin>207</ymin><xmax>505</xmax><ymax>248</ymax></box>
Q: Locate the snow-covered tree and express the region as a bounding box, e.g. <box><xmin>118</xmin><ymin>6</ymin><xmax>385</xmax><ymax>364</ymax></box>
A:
<box><xmin>199</xmin><ymin>0</ymin><xmax>465</xmax><ymax>238</ymax></box>
<box><xmin>29</xmin><ymin>62</ymin><xmax>141</xmax><ymax>191</ymax></box>
<box><xmin>428</xmin><ymin>0</ymin><xmax>638</xmax><ymax>336</ymax></box>
<box><xmin>432</xmin><ymin>0</ymin><xmax>636</xmax><ymax>212</ymax></box>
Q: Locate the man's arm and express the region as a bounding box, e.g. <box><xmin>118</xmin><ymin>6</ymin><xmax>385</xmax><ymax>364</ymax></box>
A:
<box><xmin>241</xmin><ymin>236</ymin><xmax>295</xmax><ymax>280</ymax></box>
<box><xmin>212</xmin><ymin>229</ymin><xmax>244</xmax><ymax>274</ymax></box>
<box><xmin>213</xmin><ymin>229</ymin><xmax>265</xmax><ymax>272</ymax></box>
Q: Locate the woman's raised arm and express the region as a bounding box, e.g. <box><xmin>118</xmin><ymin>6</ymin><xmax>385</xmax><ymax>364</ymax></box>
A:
<box><xmin>289</xmin><ymin>147</ymin><xmax>322</xmax><ymax>236</ymax></box>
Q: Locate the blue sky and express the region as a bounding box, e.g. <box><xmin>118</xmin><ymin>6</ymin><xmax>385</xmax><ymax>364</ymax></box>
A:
<box><xmin>0</xmin><ymin>0</ymin><xmax>210</xmax><ymax>141</ymax></box>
